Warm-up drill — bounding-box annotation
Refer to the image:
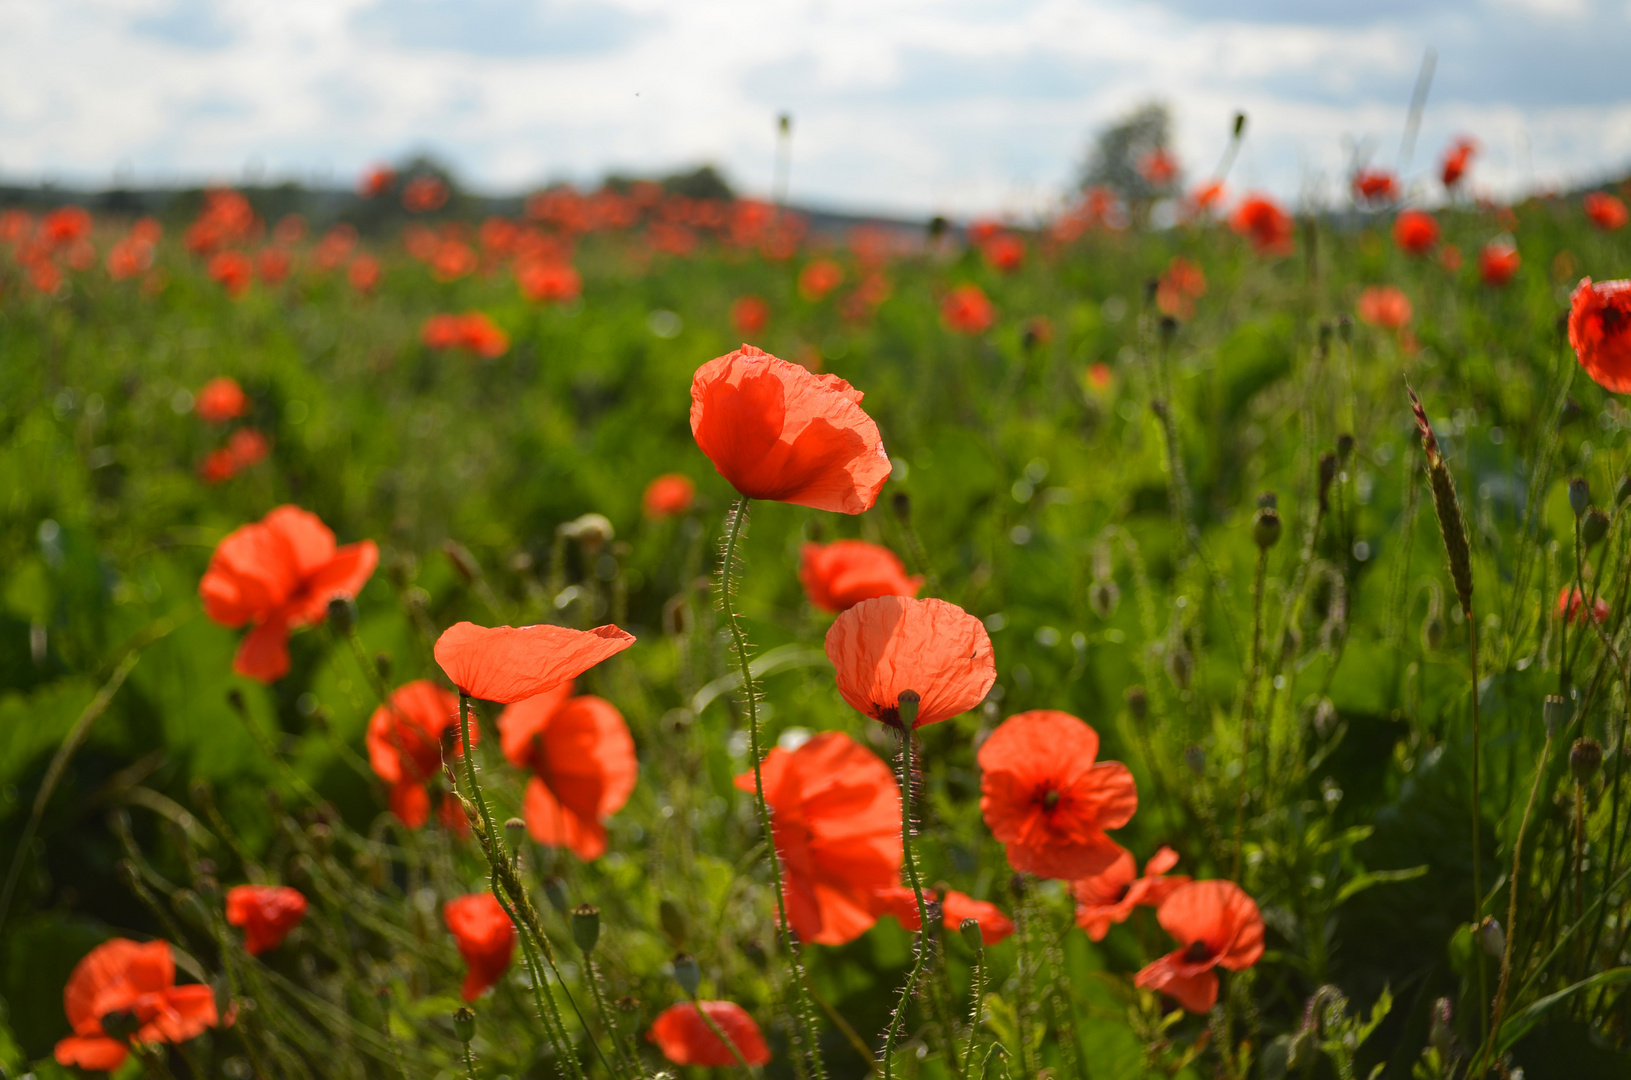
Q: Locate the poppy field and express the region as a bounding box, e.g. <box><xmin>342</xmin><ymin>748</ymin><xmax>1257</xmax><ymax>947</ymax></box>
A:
<box><xmin>4</xmin><ymin>156</ymin><xmax>1631</xmax><ymax>1080</ymax></box>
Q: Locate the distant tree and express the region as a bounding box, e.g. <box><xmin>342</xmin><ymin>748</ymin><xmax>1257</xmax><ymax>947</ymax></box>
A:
<box><xmin>1078</xmin><ymin>102</ymin><xmax>1176</xmax><ymax>205</ymax></box>
<box><xmin>662</xmin><ymin>166</ymin><xmax>734</xmax><ymax>201</ymax></box>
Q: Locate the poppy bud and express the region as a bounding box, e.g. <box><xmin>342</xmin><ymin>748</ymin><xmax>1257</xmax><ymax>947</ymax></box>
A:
<box><xmin>1617</xmin><ymin>475</ymin><xmax>1631</xmax><ymax>507</ymax></box>
<box><xmin>1286</xmin><ymin>1029</ymin><xmax>1315</xmax><ymax>1070</ymax></box>
<box><xmin>1183</xmin><ymin>744</ymin><xmax>1205</xmax><ymax>774</ymax></box>
<box><xmin>1560</xmin><ymin>397</ymin><xmax>1584</xmax><ymax>427</ymax></box>
<box><xmin>543</xmin><ymin>876</ymin><xmax>570</xmax><ymax>915</ymax></box>
<box><xmin>1253</xmin><ymin>508</ymin><xmax>1282</xmax><ymax>550</ymax></box>
<box><xmin>453</xmin><ymin>1006</ymin><xmax>476</xmax><ymax>1044</ymax></box>
<box><xmin>374</xmin><ymin>651</ymin><xmax>393</xmax><ymax>681</ymax></box>
<box><xmin>1572</xmin><ymin>737</ymin><xmax>1603</xmax><ymax>783</ymax></box>
<box><xmin>616</xmin><ymin>995</ymin><xmax>640</xmax><ymax>1013</ymax></box>
<box><xmin>1428</xmin><ymin>997</ymin><xmax>1454</xmax><ymax>1059</ymax></box>
<box><xmin>1477</xmin><ymin>916</ymin><xmax>1505</xmax><ymax>958</ymax></box>
<box><xmin>1544</xmin><ymin>695</ymin><xmax>1570</xmax><ymax>738</ymax></box>
<box><xmin>959</xmin><ymin>917</ymin><xmax>984</xmax><ymax>954</ymax></box>
<box><xmin>1166</xmin><ymin>645</ymin><xmax>1192</xmax><ymax>691</ymax></box>
<box><xmin>1233</xmin><ymin>112</ymin><xmax>1247</xmax><ymax>138</ymax></box>
<box><xmin>660</xmin><ymin>897</ymin><xmax>688</xmax><ymax>947</ymax></box>
<box><xmin>891</xmin><ymin>492</ymin><xmax>912</xmax><ymax>522</ymax></box>
<box><xmin>173</xmin><ymin>888</ymin><xmax>209</xmax><ymax>927</ymax></box>
<box><xmin>778</xmin><ymin>112</ymin><xmax>792</xmax><ymax>135</ymax></box>
<box><xmin>1124</xmin><ymin>684</ymin><xmax>1148</xmax><ymax>722</ymax></box>
<box><xmin>1583</xmin><ymin>507</ymin><xmax>1610</xmax><ymax>547</ymax></box>
<box><xmin>1318</xmin><ymin>451</ymin><xmax>1338</xmax><ymax>511</ymax></box>
<box><xmin>1089</xmin><ymin>579</ymin><xmax>1120</xmax><ymax>619</ymax></box>
<box><xmin>897</xmin><ymin>688</ymin><xmax>921</xmax><ymax>730</ymax></box>
<box><xmin>326</xmin><ymin>595</ymin><xmax>356</xmax><ymax>635</ymax></box>
<box><xmin>504</xmin><ymin>817</ymin><xmax>526</xmax><ymax>859</ymax></box>
<box><xmin>671</xmin><ymin>953</ymin><xmax>701</xmax><ymax>997</ymax></box>
<box><xmin>443</xmin><ymin>540</ymin><xmax>481</xmax><ymax>584</ymax></box>
<box><xmin>663</xmin><ymin>595</ymin><xmax>692</xmax><ymax>637</ymax></box>
<box><xmin>563</xmin><ymin>513</ymin><xmax>615</xmax><ymax>551</ymax></box>
<box><xmin>1144</xmin><ymin>277</ymin><xmax>1160</xmax><ymax>304</ymax></box>
<box><xmin>1569</xmin><ymin>477</ymin><xmax>1591</xmax><ymax>518</ymax></box>
<box><xmin>1336</xmin><ymin>433</ymin><xmax>1355</xmax><ymax>463</ymax></box>
<box><xmin>101</xmin><ymin>1007</ymin><xmax>142</xmax><ymax>1042</ymax></box>
<box><xmin>572</xmin><ymin>904</ymin><xmax>601</xmax><ymax>954</ymax></box>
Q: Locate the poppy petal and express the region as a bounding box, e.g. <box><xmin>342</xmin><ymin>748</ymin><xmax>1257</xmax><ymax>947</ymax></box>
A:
<box><xmin>1135</xmin><ymin>951</ymin><xmax>1220</xmax><ymax>1013</ymax></box>
<box><xmin>825</xmin><ymin>596</ymin><xmax>995</xmax><ymax>727</ymax></box>
<box><xmin>434</xmin><ymin>622</ymin><xmax>635</xmax><ymax>703</ymax></box>
<box><xmin>524</xmin><ymin>775</ymin><xmax>608</xmax><ymax>860</ymax></box>
<box><xmin>233</xmin><ymin>617</ymin><xmax>291</xmax><ymax>682</ymax></box>
<box><xmin>648</xmin><ymin>1001</ymin><xmax>772</xmax><ymax>1067</ymax></box>
<box><xmin>55</xmin><ymin>1035</ymin><xmax>129</xmax><ymax>1071</ymax></box>
<box><xmin>496</xmin><ymin>681</ymin><xmax>576</xmax><ymax>766</ymax></box>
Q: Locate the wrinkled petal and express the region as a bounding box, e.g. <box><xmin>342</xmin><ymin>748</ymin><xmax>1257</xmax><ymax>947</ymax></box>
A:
<box><xmin>826</xmin><ymin>596</ymin><xmax>995</xmax><ymax>727</ymax></box>
<box><xmin>434</xmin><ymin>622</ymin><xmax>635</xmax><ymax>703</ymax></box>
<box><xmin>1136</xmin><ymin>951</ymin><xmax>1220</xmax><ymax>1013</ymax></box>
<box><xmin>538</xmin><ymin>695</ymin><xmax>637</xmax><ymax>819</ymax></box>
<box><xmin>226</xmin><ymin>885</ymin><xmax>308</xmax><ymax>956</ymax></box>
<box><xmin>1570</xmin><ymin>278</ymin><xmax>1631</xmax><ymax>394</ymax></box>
<box><xmin>524</xmin><ymin>775</ymin><xmax>608</xmax><ymax>860</ymax></box>
<box><xmin>800</xmin><ymin>540</ymin><xmax>922</xmax><ymax>613</ymax></box>
<box><xmin>285</xmin><ymin>540</ymin><xmax>379</xmax><ymax>626</ymax></box>
<box><xmin>1156</xmin><ymin>880</ymin><xmax>1266</xmax><ymax>970</ymax></box>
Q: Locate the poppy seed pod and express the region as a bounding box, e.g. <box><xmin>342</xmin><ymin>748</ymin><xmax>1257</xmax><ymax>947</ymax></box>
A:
<box><xmin>1583</xmin><ymin>507</ymin><xmax>1610</xmax><ymax>547</ymax></box>
<box><xmin>1477</xmin><ymin>916</ymin><xmax>1505</xmax><ymax>958</ymax></box>
<box><xmin>453</xmin><ymin>1006</ymin><xmax>476</xmax><ymax>1044</ymax></box>
<box><xmin>960</xmin><ymin>917</ymin><xmax>984</xmax><ymax>953</ymax></box>
<box><xmin>1572</xmin><ymin>737</ymin><xmax>1603</xmax><ymax>783</ymax></box>
<box><xmin>671</xmin><ymin>953</ymin><xmax>701</xmax><ymax>996</ymax></box>
<box><xmin>1543</xmin><ymin>696</ymin><xmax>1570</xmax><ymax>738</ymax></box>
<box><xmin>1253</xmin><ymin>508</ymin><xmax>1282</xmax><ymax>550</ymax></box>
<box><xmin>896</xmin><ymin>689</ymin><xmax>921</xmax><ymax>729</ymax></box>
<box><xmin>572</xmin><ymin>904</ymin><xmax>601</xmax><ymax>954</ymax></box>
<box><xmin>1569</xmin><ymin>477</ymin><xmax>1591</xmax><ymax>518</ymax></box>
<box><xmin>504</xmin><ymin>817</ymin><xmax>526</xmax><ymax>858</ymax></box>
<box><xmin>1125</xmin><ymin>684</ymin><xmax>1148</xmax><ymax>722</ymax></box>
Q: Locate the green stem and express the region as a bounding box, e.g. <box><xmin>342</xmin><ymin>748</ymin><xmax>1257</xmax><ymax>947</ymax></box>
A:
<box><xmin>587</xmin><ymin>955</ymin><xmax>644</xmax><ymax>1078</ymax></box>
<box><xmin>960</xmin><ymin>944</ymin><xmax>987</xmax><ymax>1078</ymax></box>
<box><xmin>462</xmin><ymin>1042</ymin><xmax>478</xmax><ymax>1079</ymax></box>
<box><xmin>1485</xmin><ymin>733</ymin><xmax>1550</xmax><ymax>1077</ymax></box>
<box><xmin>1234</xmin><ymin>546</ymin><xmax>1268</xmax><ymax>883</ymax></box>
<box><xmin>689</xmin><ymin>991</ymin><xmax>760</xmax><ymax>1074</ymax></box>
<box><xmin>1470</xmin><ymin>619</ymin><xmax>1487</xmax><ymax>1056</ymax></box>
<box><xmin>881</xmin><ymin>719</ymin><xmax>931</xmax><ymax>1079</ymax></box>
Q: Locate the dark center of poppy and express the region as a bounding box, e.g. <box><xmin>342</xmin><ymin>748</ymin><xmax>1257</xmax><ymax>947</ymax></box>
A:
<box><xmin>1183</xmin><ymin>940</ymin><xmax>1215</xmax><ymax>964</ymax></box>
<box><xmin>1602</xmin><ymin>304</ymin><xmax>1628</xmax><ymax>336</ymax></box>
<box><xmin>1042</xmin><ymin>788</ymin><xmax>1061</xmax><ymax>810</ymax></box>
<box><xmin>875</xmin><ymin>704</ymin><xmax>904</xmax><ymax>731</ymax></box>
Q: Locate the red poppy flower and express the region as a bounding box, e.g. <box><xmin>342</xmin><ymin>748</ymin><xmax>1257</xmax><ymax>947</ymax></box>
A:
<box><xmin>734</xmin><ymin>731</ymin><xmax>901</xmax><ymax>945</ymax></box>
<box><xmin>421</xmin><ymin>312</ymin><xmax>510</xmax><ymax>358</ymax></box>
<box><xmin>1352</xmin><ymin>168</ymin><xmax>1399</xmax><ymax>205</ymax></box>
<box><xmin>642</xmin><ymin>473</ymin><xmax>696</xmax><ymax>518</ymax></box>
<box><xmin>825</xmin><ymin>596</ymin><xmax>995</xmax><ymax>729</ymax></box>
<box><xmin>209</xmin><ymin>250</ymin><xmax>253</xmax><ymax>297</ymax></box>
<box><xmin>199</xmin><ymin>447</ymin><xmax>239</xmax><ymax>485</ymax></box>
<box><xmin>1393</xmin><ymin>210</ymin><xmax>1440</xmax><ymax>255</ymax></box>
<box><xmin>1155</xmin><ymin>256</ymin><xmax>1207</xmax><ymax>320</ymax></box>
<box><xmin>1134</xmin><ymin>880</ymin><xmax>1265</xmax><ymax>1013</ymax></box>
<box><xmin>732</xmin><ymin>294</ymin><xmax>770</xmax><ymax>335</ymax></box>
<box><xmin>942</xmin><ymin>283</ymin><xmax>995</xmax><ymax>334</ymax></box>
<box><xmin>366</xmin><ymin>680</ymin><xmax>473</xmax><ymax>827</ymax></box>
<box><xmin>1139</xmin><ymin>148</ymin><xmax>1178</xmax><ymax>186</ymax></box>
<box><xmin>42</xmin><ymin>206</ymin><xmax>92</xmax><ymax>246</ymax></box>
<box><xmin>978</xmin><ymin>710</ymin><xmax>1136</xmax><ymax>880</ymax></box>
<box><xmin>871</xmin><ymin>886</ymin><xmax>1015</xmax><ymax>945</ymax></box>
<box><xmin>0</xmin><ymin>209</ymin><xmax>32</xmax><ymax>244</ymax></box>
<box><xmin>1441</xmin><ymin>137</ymin><xmax>1477</xmax><ymax>188</ymax></box>
<box><xmin>444</xmin><ymin>893</ymin><xmax>515</xmax><ymax>1001</ymax></box>
<box><xmin>433</xmin><ymin>621</ymin><xmax>635</xmax><ymax>704</ymax></box>
<box><xmin>1479</xmin><ymin>241</ymin><xmax>1520</xmax><ymax>287</ymax></box>
<box><xmin>403</xmin><ymin>175</ymin><xmax>450</xmax><ymax>214</ymax></box>
<box><xmin>272</xmin><ymin>214</ymin><xmax>306</xmax><ymax>246</ymax></box>
<box><xmin>981</xmin><ymin>233</ymin><xmax>1025</xmax><ymax>273</ymax></box>
<box><xmin>348</xmin><ymin>255</ymin><xmax>381</xmax><ymax>293</ymax></box>
<box><xmin>648</xmin><ymin>1001</ymin><xmax>772</xmax><ymax>1067</ymax></box>
<box><xmin>518</xmin><ymin>260</ymin><xmax>582</xmax><ymax>303</ymax></box>
<box><xmin>1087</xmin><ymin>362</ymin><xmax>1113</xmax><ymax>392</ymax></box>
<box><xmin>1072</xmin><ymin>846</ymin><xmax>1188</xmax><ymax>941</ymax></box>
<box><xmin>1231</xmin><ymin>195</ymin><xmax>1294</xmax><ymax>256</ymax></box>
<box><xmin>197</xmin><ymin>377</ymin><xmax>249</xmax><ymax>424</ymax></box>
<box><xmin>199</xmin><ymin>506</ymin><xmax>379</xmax><ymax>682</ymax></box>
<box><xmin>799</xmin><ymin>258</ymin><xmax>844</xmax><ymax>301</ymax></box>
<box><xmin>1357</xmin><ymin>286</ymin><xmax>1411</xmax><ymax>330</ymax></box>
<box><xmin>314</xmin><ymin>225</ymin><xmax>359</xmax><ymax>271</ymax></box>
<box><xmin>689</xmin><ymin>344</ymin><xmax>890</xmax><ymax>514</ymax></box>
<box><xmin>498</xmin><ymin>685</ymin><xmax>636</xmax><ymax>860</ymax></box>
<box><xmin>360</xmin><ymin>165</ymin><xmax>396</xmax><ymax>198</ymax></box>
<box><xmin>799</xmin><ymin>540</ymin><xmax>923</xmax><ymax>613</ymax></box>
<box><xmin>1190</xmin><ymin>181</ymin><xmax>1225</xmax><ymax>214</ymax></box>
<box><xmin>256</xmin><ymin>246</ymin><xmax>292</xmax><ymax>284</ymax></box>
<box><xmin>54</xmin><ymin>939</ymin><xmax>219</xmax><ymax>1071</ymax></box>
<box><xmin>226</xmin><ymin>885</ymin><xmax>308</xmax><ymax>955</ymax></box>
<box><xmin>106</xmin><ymin>237</ymin><xmax>154</xmax><ymax>280</ymax></box>
<box><xmin>1569</xmin><ymin>278</ymin><xmax>1631</xmax><ymax>392</ymax></box>
<box><xmin>227</xmin><ymin>428</ymin><xmax>269</xmax><ymax>469</ymax></box>
<box><xmin>1556</xmin><ymin>586</ymin><xmax>1611</xmax><ymax>625</ymax></box>
<box><xmin>1585</xmin><ymin>192</ymin><xmax>1629</xmax><ymax>232</ymax></box>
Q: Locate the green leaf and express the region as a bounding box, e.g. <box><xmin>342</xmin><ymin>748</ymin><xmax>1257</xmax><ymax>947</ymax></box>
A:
<box><xmin>1335</xmin><ymin>865</ymin><xmax>1429</xmax><ymax>905</ymax></box>
<box><xmin>1498</xmin><ymin>967</ymin><xmax>1631</xmax><ymax>1052</ymax></box>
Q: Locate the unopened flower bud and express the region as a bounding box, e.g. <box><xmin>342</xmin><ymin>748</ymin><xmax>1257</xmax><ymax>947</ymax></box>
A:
<box><xmin>1569</xmin><ymin>477</ymin><xmax>1591</xmax><ymax>518</ymax></box>
<box><xmin>896</xmin><ymin>689</ymin><xmax>921</xmax><ymax>730</ymax></box>
<box><xmin>959</xmin><ymin>917</ymin><xmax>984</xmax><ymax>953</ymax></box>
<box><xmin>1422</xmin><ymin>613</ymin><xmax>1445</xmax><ymax>652</ymax></box>
<box><xmin>374</xmin><ymin>651</ymin><xmax>393</xmax><ymax>681</ymax></box>
<box><xmin>1124</xmin><ymin>685</ymin><xmax>1148</xmax><ymax>722</ymax></box>
<box><xmin>325</xmin><ymin>595</ymin><xmax>356</xmax><ymax>635</ymax></box>
<box><xmin>453</xmin><ymin>1006</ymin><xmax>476</xmax><ymax>1044</ymax></box>
<box><xmin>1336</xmin><ymin>433</ymin><xmax>1355</xmax><ymax>463</ymax></box>
<box><xmin>1583</xmin><ymin>507</ymin><xmax>1610</xmax><ymax>547</ymax></box>
<box><xmin>1543</xmin><ymin>696</ymin><xmax>1570</xmax><ymax>739</ymax></box>
<box><xmin>1572</xmin><ymin>737</ymin><xmax>1603</xmax><ymax>783</ymax></box>
<box><xmin>562</xmin><ymin>513</ymin><xmax>614</xmax><ymax>551</ymax></box>
<box><xmin>1233</xmin><ymin>112</ymin><xmax>1247</xmax><ymax>138</ymax></box>
<box><xmin>891</xmin><ymin>491</ymin><xmax>912</xmax><ymax>521</ymax></box>
<box><xmin>572</xmin><ymin>904</ymin><xmax>601</xmax><ymax>954</ymax></box>
<box><xmin>671</xmin><ymin>953</ymin><xmax>701</xmax><ymax>997</ymax></box>
<box><xmin>1257</xmin><ymin>491</ymin><xmax>1278</xmax><ymax>510</ymax></box>
<box><xmin>1254</xmin><ymin>508</ymin><xmax>1282</xmax><ymax>550</ymax></box>
<box><xmin>1477</xmin><ymin>916</ymin><xmax>1505</xmax><ymax>958</ymax></box>
<box><xmin>504</xmin><ymin>817</ymin><xmax>526</xmax><ymax>859</ymax></box>
<box><xmin>543</xmin><ymin>876</ymin><xmax>570</xmax><ymax>915</ymax></box>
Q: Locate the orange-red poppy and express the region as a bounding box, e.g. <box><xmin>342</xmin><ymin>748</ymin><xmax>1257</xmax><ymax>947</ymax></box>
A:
<box><xmin>1393</xmin><ymin>210</ymin><xmax>1440</xmax><ymax>255</ymax></box>
<box><xmin>734</xmin><ymin>731</ymin><xmax>901</xmax><ymax>945</ymax></box>
<box><xmin>421</xmin><ymin>312</ymin><xmax>510</xmax><ymax>358</ymax></box>
<box><xmin>444</xmin><ymin>893</ymin><xmax>515</xmax><ymax>1001</ymax></box>
<box><xmin>360</xmin><ymin>165</ymin><xmax>396</xmax><ymax>198</ymax></box>
<box><xmin>54</xmin><ymin>939</ymin><xmax>218</xmax><ymax>1071</ymax></box>
<box><xmin>981</xmin><ymin>233</ymin><xmax>1025</xmax><ymax>273</ymax></box>
<box><xmin>732</xmin><ymin>294</ymin><xmax>770</xmax><ymax>336</ymax></box>
<box><xmin>1570</xmin><ymin>278</ymin><xmax>1631</xmax><ymax>393</ymax></box>
<box><xmin>314</xmin><ymin>224</ymin><xmax>359</xmax><ymax>271</ymax></box>
<box><xmin>199</xmin><ymin>506</ymin><xmax>379</xmax><ymax>682</ymax></box>
<box><xmin>799</xmin><ymin>540</ymin><xmax>923</xmax><ymax>613</ymax></box>
<box><xmin>1134</xmin><ymin>880</ymin><xmax>1264</xmax><ymax>1013</ymax></box>
<box><xmin>1585</xmin><ymin>192</ymin><xmax>1629</xmax><ymax>232</ymax></box>
<box><xmin>498</xmin><ymin>684</ymin><xmax>636</xmax><ymax>860</ymax></box>
<box><xmin>1357</xmin><ymin>286</ymin><xmax>1411</xmax><ymax>330</ymax></box>
<box><xmin>1189</xmin><ymin>181</ymin><xmax>1226</xmax><ymax>215</ymax></box>
<box><xmin>228</xmin><ymin>428</ymin><xmax>269</xmax><ymax>469</ymax></box>
<box><xmin>689</xmin><ymin>344</ymin><xmax>890</xmax><ymax>514</ymax></box>
<box><xmin>256</xmin><ymin>246</ymin><xmax>292</xmax><ymax>284</ymax></box>
<box><xmin>648</xmin><ymin>1001</ymin><xmax>772</xmax><ymax>1067</ymax></box>
<box><xmin>1556</xmin><ymin>586</ymin><xmax>1611</xmax><ymax>625</ymax></box>
<box><xmin>199</xmin><ymin>448</ymin><xmax>239</xmax><ymax>485</ymax></box>
<box><xmin>431</xmin><ymin>239</ymin><xmax>478</xmax><ymax>282</ymax></box>
<box><xmin>366</xmin><ymin>680</ymin><xmax>472</xmax><ymax>827</ymax></box>
<box><xmin>0</xmin><ymin>208</ymin><xmax>34</xmax><ymax>245</ymax></box>
<box><xmin>130</xmin><ymin>217</ymin><xmax>163</xmax><ymax>245</ymax></box>
<box><xmin>978</xmin><ymin>710</ymin><xmax>1136</xmax><ymax>880</ymax></box>
<box><xmin>798</xmin><ymin>258</ymin><xmax>844</xmax><ymax>301</ymax></box>
<box><xmin>517</xmin><ymin>259</ymin><xmax>581</xmax><ymax>303</ymax></box>
<box><xmin>197</xmin><ymin>377</ymin><xmax>249</xmax><ymax>424</ymax></box>
<box><xmin>1073</xmin><ymin>846</ymin><xmax>1188</xmax><ymax>940</ymax></box>
<box><xmin>1139</xmin><ymin>148</ymin><xmax>1178</xmax><ymax>186</ymax></box>
<box><xmin>42</xmin><ymin>206</ymin><xmax>93</xmax><ymax>246</ymax></box>
<box><xmin>106</xmin><ymin>237</ymin><xmax>154</xmax><ymax>280</ymax></box>
<box><xmin>942</xmin><ymin>283</ymin><xmax>995</xmax><ymax>334</ymax></box>
<box><xmin>348</xmin><ymin>255</ymin><xmax>381</xmax><ymax>293</ymax></box>
<box><xmin>226</xmin><ymin>884</ymin><xmax>308</xmax><ymax>955</ymax></box>
<box><xmin>1352</xmin><ymin>168</ymin><xmax>1399</xmax><ymax>205</ymax></box>
<box><xmin>825</xmin><ymin>596</ymin><xmax>995</xmax><ymax>730</ymax></box>
<box><xmin>1230</xmin><ymin>195</ymin><xmax>1293</xmax><ymax>256</ymax></box>
<box><xmin>642</xmin><ymin>473</ymin><xmax>696</xmax><ymax>518</ymax></box>
<box><xmin>871</xmin><ymin>886</ymin><xmax>1015</xmax><ymax>945</ymax></box>
<box><xmin>1087</xmin><ymin>362</ymin><xmax>1113</xmax><ymax>393</ymax></box>
<box><xmin>1441</xmin><ymin>137</ymin><xmax>1477</xmax><ymax>188</ymax></box>
<box><xmin>209</xmin><ymin>250</ymin><xmax>253</xmax><ymax>298</ymax></box>
<box><xmin>1480</xmin><ymin>241</ymin><xmax>1520</xmax><ymax>287</ymax></box>
<box><xmin>1155</xmin><ymin>256</ymin><xmax>1207</xmax><ymax>320</ymax></box>
<box><xmin>403</xmin><ymin>175</ymin><xmax>450</xmax><ymax>214</ymax></box>
<box><xmin>272</xmin><ymin>214</ymin><xmax>306</xmax><ymax>246</ymax></box>
<box><xmin>479</xmin><ymin>216</ymin><xmax>520</xmax><ymax>255</ymax></box>
<box><xmin>433</xmin><ymin>621</ymin><xmax>635</xmax><ymax>704</ymax></box>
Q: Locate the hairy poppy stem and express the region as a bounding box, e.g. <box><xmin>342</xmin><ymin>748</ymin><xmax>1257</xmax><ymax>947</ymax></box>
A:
<box><xmin>1486</xmin><ymin>731</ymin><xmax>1550</xmax><ymax>1076</ymax></box>
<box><xmin>881</xmin><ymin>694</ymin><xmax>929</xmax><ymax>1078</ymax></box>
<box><xmin>718</xmin><ymin>496</ymin><xmax>826</xmax><ymax>1080</ymax></box>
<box><xmin>688</xmin><ymin>990</ymin><xmax>760</xmax><ymax>1074</ymax></box>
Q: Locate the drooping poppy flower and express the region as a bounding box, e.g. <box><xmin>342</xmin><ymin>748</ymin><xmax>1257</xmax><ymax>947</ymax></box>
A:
<box><xmin>498</xmin><ymin>684</ymin><xmax>636</xmax><ymax>860</ymax></box>
<box><xmin>1072</xmin><ymin>846</ymin><xmax>1188</xmax><ymax>941</ymax></box>
<box><xmin>366</xmin><ymin>680</ymin><xmax>473</xmax><ymax>827</ymax></box>
<box><xmin>1393</xmin><ymin>210</ymin><xmax>1440</xmax><ymax>255</ymax></box>
<box><xmin>1441</xmin><ymin>137</ymin><xmax>1477</xmax><ymax>189</ymax></box>
<box><xmin>433</xmin><ymin>621</ymin><xmax>635</xmax><ymax>704</ymax></box>
<box><xmin>978</xmin><ymin>710</ymin><xmax>1136</xmax><ymax>880</ymax></box>
<box><xmin>734</xmin><ymin>731</ymin><xmax>901</xmax><ymax>945</ymax></box>
<box><xmin>1134</xmin><ymin>880</ymin><xmax>1265</xmax><ymax>1013</ymax></box>
<box><xmin>1569</xmin><ymin>278</ymin><xmax>1631</xmax><ymax>393</ymax></box>
<box><xmin>1155</xmin><ymin>256</ymin><xmax>1207</xmax><ymax>320</ymax></box>
<box><xmin>798</xmin><ymin>258</ymin><xmax>845</xmax><ymax>301</ymax></box>
<box><xmin>642</xmin><ymin>473</ymin><xmax>696</xmax><ymax>518</ymax></box>
<box><xmin>689</xmin><ymin>344</ymin><xmax>890</xmax><ymax>514</ymax></box>
<box><xmin>826</xmin><ymin>595</ymin><xmax>995</xmax><ymax>729</ymax></box>
<box><xmin>981</xmin><ymin>233</ymin><xmax>1025</xmax><ymax>273</ymax></box>
<box><xmin>732</xmin><ymin>294</ymin><xmax>770</xmax><ymax>335</ymax></box>
<box><xmin>648</xmin><ymin>1001</ymin><xmax>772</xmax><ymax>1067</ymax></box>
<box><xmin>1357</xmin><ymin>286</ymin><xmax>1412</xmax><ymax>330</ymax></box>
<box><xmin>517</xmin><ymin>259</ymin><xmax>582</xmax><ymax>303</ymax></box>
<box><xmin>197</xmin><ymin>377</ymin><xmax>249</xmax><ymax>424</ymax></box>
<box><xmin>225</xmin><ymin>885</ymin><xmax>308</xmax><ymax>955</ymax></box>
<box><xmin>1585</xmin><ymin>192</ymin><xmax>1629</xmax><ymax>232</ymax></box>
<box><xmin>1231</xmin><ymin>195</ymin><xmax>1294</xmax><ymax>256</ymax></box>
<box><xmin>199</xmin><ymin>506</ymin><xmax>379</xmax><ymax>682</ymax></box>
<box><xmin>444</xmin><ymin>893</ymin><xmax>515</xmax><ymax>1001</ymax></box>
<box><xmin>799</xmin><ymin>540</ymin><xmax>923</xmax><ymax>613</ymax></box>
<box><xmin>209</xmin><ymin>250</ymin><xmax>254</xmax><ymax>297</ymax></box>
<box><xmin>403</xmin><ymin>175</ymin><xmax>450</xmax><ymax>214</ymax></box>
<box><xmin>1479</xmin><ymin>241</ymin><xmax>1520</xmax><ymax>287</ymax></box>
<box><xmin>1352</xmin><ymin>168</ymin><xmax>1399</xmax><ymax>205</ymax></box>
<box><xmin>348</xmin><ymin>254</ymin><xmax>381</xmax><ymax>293</ymax></box>
<box><xmin>53</xmin><ymin>939</ymin><xmax>219</xmax><ymax>1071</ymax></box>
<box><xmin>871</xmin><ymin>886</ymin><xmax>1015</xmax><ymax>945</ymax></box>
<box><xmin>942</xmin><ymin>283</ymin><xmax>995</xmax><ymax>334</ymax></box>
<box><xmin>1556</xmin><ymin>586</ymin><xmax>1611</xmax><ymax>625</ymax></box>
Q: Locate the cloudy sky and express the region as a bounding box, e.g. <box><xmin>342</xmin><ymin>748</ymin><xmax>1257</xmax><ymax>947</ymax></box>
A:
<box><xmin>2</xmin><ymin>0</ymin><xmax>1628</xmax><ymax>217</ymax></box>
